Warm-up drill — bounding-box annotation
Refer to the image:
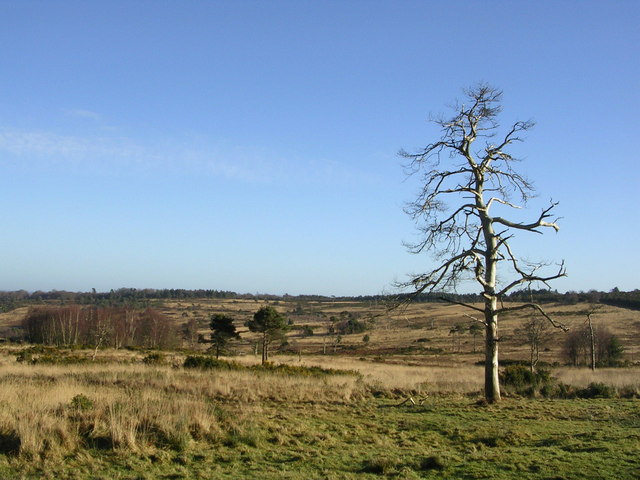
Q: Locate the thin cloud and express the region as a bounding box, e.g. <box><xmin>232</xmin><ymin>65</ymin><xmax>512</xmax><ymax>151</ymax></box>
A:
<box><xmin>0</xmin><ymin>127</ymin><xmax>381</xmax><ymax>186</ymax></box>
<box><xmin>64</xmin><ymin>109</ymin><xmax>103</xmax><ymax>121</ymax></box>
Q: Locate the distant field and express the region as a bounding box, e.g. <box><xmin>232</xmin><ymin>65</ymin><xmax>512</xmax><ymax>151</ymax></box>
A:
<box><xmin>145</xmin><ymin>298</ymin><xmax>640</xmax><ymax>366</ymax></box>
<box><xmin>2</xmin><ymin>298</ymin><xmax>639</xmax><ymax>366</ymax></box>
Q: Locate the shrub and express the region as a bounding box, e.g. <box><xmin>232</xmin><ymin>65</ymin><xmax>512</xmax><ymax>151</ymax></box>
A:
<box><xmin>142</xmin><ymin>352</ymin><xmax>166</xmax><ymax>365</ymax></box>
<box><xmin>578</xmin><ymin>382</ymin><xmax>616</xmax><ymax>399</ymax></box>
<box><xmin>182</xmin><ymin>356</ymin><xmax>360</xmax><ymax>378</ymax></box>
<box><xmin>250</xmin><ymin>363</ymin><xmax>360</xmax><ymax>378</ymax></box>
<box><xmin>301</xmin><ymin>325</ymin><xmax>315</xmax><ymax>337</ymax></box>
<box><xmin>183</xmin><ymin>356</ymin><xmax>242</xmax><ymax>370</ymax></box>
<box><xmin>15</xmin><ymin>346</ymin><xmax>89</xmax><ymax>365</ymax></box>
<box><xmin>418</xmin><ymin>455</ymin><xmax>446</xmax><ymax>471</ymax></box>
<box><xmin>69</xmin><ymin>394</ymin><xmax>94</xmax><ymax>411</ymax></box>
<box><xmin>15</xmin><ymin>350</ymin><xmax>33</xmax><ymax>364</ymax></box>
<box><xmin>500</xmin><ymin>365</ymin><xmax>553</xmax><ymax>397</ymax></box>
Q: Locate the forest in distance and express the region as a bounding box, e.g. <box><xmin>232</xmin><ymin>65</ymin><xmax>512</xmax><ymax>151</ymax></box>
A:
<box><xmin>1</xmin><ymin>286</ymin><xmax>639</xmax><ymax>312</ymax></box>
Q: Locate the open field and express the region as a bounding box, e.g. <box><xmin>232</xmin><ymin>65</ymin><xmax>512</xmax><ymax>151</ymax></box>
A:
<box><xmin>3</xmin><ymin>298</ymin><xmax>639</xmax><ymax>366</ymax></box>
<box><xmin>0</xmin><ymin>299</ymin><xmax>639</xmax><ymax>478</ymax></box>
<box><xmin>147</xmin><ymin>298</ymin><xmax>640</xmax><ymax>366</ymax></box>
<box><xmin>0</xmin><ymin>348</ymin><xmax>638</xmax><ymax>479</ymax></box>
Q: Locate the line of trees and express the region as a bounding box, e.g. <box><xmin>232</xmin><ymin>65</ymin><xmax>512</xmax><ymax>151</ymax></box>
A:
<box><xmin>22</xmin><ymin>306</ymin><xmax>178</xmax><ymax>349</ymax></box>
<box><xmin>2</xmin><ymin>288</ymin><xmax>639</xmax><ymax>314</ymax></box>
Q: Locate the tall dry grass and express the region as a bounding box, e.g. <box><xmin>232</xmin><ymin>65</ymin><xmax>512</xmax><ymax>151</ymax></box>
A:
<box><xmin>554</xmin><ymin>367</ymin><xmax>640</xmax><ymax>389</ymax></box>
<box><xmin>232</xmin><ymin>354</ymin><xmax>485</xmax><ymax>393</ymax></box>
<box><xmin>1</xmin><ymin>347</ymin><xmax>638</xmax><ymax>460</ymax></box>
<box><xmin>0</xmin><ymin>357</ymin><xmax>364</xmax><ymax>459</ymax></box>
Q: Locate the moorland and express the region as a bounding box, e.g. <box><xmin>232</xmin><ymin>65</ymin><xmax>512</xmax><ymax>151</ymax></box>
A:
<box><xmin>0</xmin><ymin>291</ymin><xmax>638</xmax><ymax>479</ymax></box>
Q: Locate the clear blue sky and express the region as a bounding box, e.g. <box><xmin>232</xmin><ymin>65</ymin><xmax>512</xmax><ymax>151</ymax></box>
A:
<box><xmin>1</xmin><ymin>0</ymin><xmax>638</xmax><ymax>296</ymax></box>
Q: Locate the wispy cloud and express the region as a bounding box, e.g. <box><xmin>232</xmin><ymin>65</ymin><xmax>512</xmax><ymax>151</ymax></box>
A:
<box><xmin>0</xmin><ymin>127</ymin><xmax>380</xmax><ymax>186</ymax></box>
<box><xmin>64</xmin><ymin>109</ymin><xmax>103</xmax><ymax>122</ymax></box>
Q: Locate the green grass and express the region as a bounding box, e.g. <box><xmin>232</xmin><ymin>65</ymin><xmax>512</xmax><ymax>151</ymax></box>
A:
<box><xmin>1</xmin><ymin>396</ymin><xmax>638</xmax><ymax>479</ymax></box>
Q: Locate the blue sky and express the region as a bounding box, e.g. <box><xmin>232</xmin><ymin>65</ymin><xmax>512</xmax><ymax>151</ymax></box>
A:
<box><xmin>1</xmin><ymin>0</ymin><xmax>638</xmax><ymax>296</ymax></box>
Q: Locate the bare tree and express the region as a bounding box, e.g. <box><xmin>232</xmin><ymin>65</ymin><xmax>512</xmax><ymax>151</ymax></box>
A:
<box><xmin>586</xmin><ymin>306</ymin><xmax>599</xmax><ymax>371</ymax></box>
<box><xmin>398</xmin><ymin>84</ymin><xmax>567</xmax><ymax>403</ymax></box>
<box><xmin>516</xmin><ymin>315</ymin><xmax>552</xmax><ymax>372</ymax></box>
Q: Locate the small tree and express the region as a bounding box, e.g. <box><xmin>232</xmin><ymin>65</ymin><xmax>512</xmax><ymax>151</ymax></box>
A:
<box><xmin>468</xmin><ymin>322</ymin><xmax>483</xmax><ymax>353</ymax></box>
<box><xmin>245</xmin><ymin>306</ymin><xmax>290</xmax><ymax>364</ymax></box>
<box><xmin>449</xmin><ymin>323</ymin><xmax>465</xmax><ymax>352</ymax></box>
<box><xmin>516</xmin><ymin>316</ymin><xmax>552</xmax><ymax>372</ymax></box>
<box><xmin>209</xmin><ymin>314</ymin><xmax>240</xmax><ymax>359</ymax></box>
<box><xmin>398</xmin><ymin>84</ymin><xmax>567</xmax><ymax>403</ymax></box>
<box><xmin>182</xmin><ymin>317</ymin><xmax>200</xmax><ymax>350</ymax></box>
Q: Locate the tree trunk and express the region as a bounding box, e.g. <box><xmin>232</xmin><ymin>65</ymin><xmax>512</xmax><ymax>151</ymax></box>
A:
<box><xmin>261</xmin><ymin>332</ymin><xmax>268</xmax><ymax>365</ymax></box>
<box><xmin>587</xmin><ymin>314</ymin><xmax>596</xmax><ymax>371</ymax></box>
<box><xmin>484</xmin><ymin>299</ymin><xmax>500</xmax><ymax>403</ymax></box>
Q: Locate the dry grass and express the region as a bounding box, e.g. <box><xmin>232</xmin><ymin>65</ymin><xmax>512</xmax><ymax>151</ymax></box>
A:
<box><xmin>554</xmin><ymin>367</ymin><xmax>640</xmax><ymax>388</ymax></box>
<box><xmin>232</xmin><ymin>354</ymin><xmax>484</xmax><ymax>393</ymax></box>
<box><xmin>4</xmin><ymin>299</ymin><xmax>639</xmax><ymax>367</ymax></box>
<box><xmin>0</xmin><ymin>345</ymin><xmax>638</xmax><ymax>470</ymax></box>
<box><xmin>0</xmin><ymin>353</ymin><xmax>366</xmax><ymax>459</ymax></box>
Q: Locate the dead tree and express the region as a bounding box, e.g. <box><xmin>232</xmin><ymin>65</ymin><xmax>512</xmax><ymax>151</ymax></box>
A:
<box><xmin>398</xmin><ymin>84</ymin><xmax>567</xmax><ymax>403</ymax></box>
<box><xmin>585</xmin><ymin>304</ymin><xmax>604</xmax><ymax>371</ymax></box>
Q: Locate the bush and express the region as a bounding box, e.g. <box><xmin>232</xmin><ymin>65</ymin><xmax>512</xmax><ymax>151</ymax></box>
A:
<box><xmin>69</xmin><ymin>394</ymin><xmax>94</xmax><ymax>411</ymax></box>
<box><xmin>300</xmin><ymin>325</ymin><xmax>314</xmax><ymax>337</ymax></box>
<box><xmin>578</xmin><ymin>382</ymin><xmax>616</xmax><ymax>399</ymax></box>
<box><xmin>142</xmin><ymin>352</ymin><xmax>166</xmax><ymax>365</ymax></box>
<box><xmin>500</xmin><ymin>365</ymin><xmax>553</xmax><ymax>397</ymax></box>
<box><xmin>182</xmin><ymin>356</ymin><xmax>361</xmax><ymax>378</ymax></box>
<box><xmin>250</xmin><ymin>363</ymin><xmax>360</xmax><ymax>378</ymax></box>
<box><xmin>336</xmin><ymin>317</ymin><xmax>368</xmax><ymax>335</ymax></box>
<box><xmin>15</xmin><ymin>346</ymin><xmax>89</xmax><ymax>365</ymax></box>
<box><xmin>183</xmin><ymin>356</ymin><xmax>242</xmax><ymax>370</ymax></box>
<box><xmin>418</xmin><ymin>455</ymin><xmax>446</xmax><ymax>471</ymax></box>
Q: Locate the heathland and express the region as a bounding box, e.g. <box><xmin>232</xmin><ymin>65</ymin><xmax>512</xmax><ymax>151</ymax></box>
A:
<box><xmin>0</xmin><ymin>295</ymin><xmax>638</xmax><ymax>479</ymax></box>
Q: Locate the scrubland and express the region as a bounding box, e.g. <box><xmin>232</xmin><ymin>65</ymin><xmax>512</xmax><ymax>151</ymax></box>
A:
<box><xmin>0</xmin><ymin>299</ymin><xmax>638</xmax><ymax>478</ymax></box>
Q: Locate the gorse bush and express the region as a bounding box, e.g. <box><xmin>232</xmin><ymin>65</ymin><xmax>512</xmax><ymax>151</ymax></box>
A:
<box><xmin>142</xmin><ymin>352</ymin><xmax>166</xmax><ymax>365</ymax></box>
<box><xmin>182</xmin><ymin>356</ymin><xmax>360</xmax><ymax>377</ymax></box>
<box><xmin>578</xmin><ymin>382</ymin><xmax>616</xmax><ymax>399</ymax></box>
<box><xmin>500</xmin><ymin>365</ymin><xmax>553</xmax><ymax>397</ymax></box>
<box><xmin>69</xmin><ymin>394</ymin><xmax>94</xmax><ymax>411</ymax></box>
<box><xmin>183</xmin><ymin>356</ymin><xmax>244</xmax><ymax>370</ymax></box>
<box><xmin>15</xmin><ymin>346</ymin><xmax>90</xmax><ymax>365</ymax></box>
<box><xmin>252</xmin><ymin>362</ymin><xmax>361</xmax><ymax>378</ymax></box>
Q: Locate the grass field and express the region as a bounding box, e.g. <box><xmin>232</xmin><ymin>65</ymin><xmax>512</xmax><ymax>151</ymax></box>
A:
<box><xmin>0</xmin><ymin>298</ymin><xmax>638</xmax><ymax>478</ymax></box>
<box><xmin>0</xmin><ymin>347</ymin><xmax>638</xmax><ymax>479</ymax></box>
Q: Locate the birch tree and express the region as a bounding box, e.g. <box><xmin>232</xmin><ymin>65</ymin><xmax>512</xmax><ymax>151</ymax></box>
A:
<box><xmin>399</xmin><ymin>84</ymin><xmax>567</xmax><ymax>403</ymax></box>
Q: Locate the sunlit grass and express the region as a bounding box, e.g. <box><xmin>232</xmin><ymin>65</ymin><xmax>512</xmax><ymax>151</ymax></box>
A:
<box><xmin>0</xmin><ymin>349</ymin><xmax>638</xmax><ymax>479</ymax></box>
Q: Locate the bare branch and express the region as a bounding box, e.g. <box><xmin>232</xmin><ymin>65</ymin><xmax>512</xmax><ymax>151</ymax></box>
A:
<box><xmin>486</xmin><ymin>197</ymin><xmax>522</xmax><ymax>210</ymax></box>
<box><xmin>496</xmin><ymin>241</ymin><xmax>566</xmax><ymax>297</ymax></box>
<box><xmin>462</xmin><ymin>312</ymin><xmax>486</xmax><ymax>326</ymax></box>
<box><xmin>497</xmin><ymin>303</ymin><xmax>569</xmax><ymax>331</ymax></box>
<box><xmin>493</xmin><ymin>201</ymin><xmax>560</xmax><ymax>233</ymax></box>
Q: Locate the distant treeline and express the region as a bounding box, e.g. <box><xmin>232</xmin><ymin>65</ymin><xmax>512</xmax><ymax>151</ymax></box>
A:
<box><xmin>22</xmin><ymin>306</ymin><xmax>178</xmax><ymax>349</ymax></box>
<box><xmin>2</xmin><ymin>287</ymin><xmax>639</xmax><ymax>312</ymax></box>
